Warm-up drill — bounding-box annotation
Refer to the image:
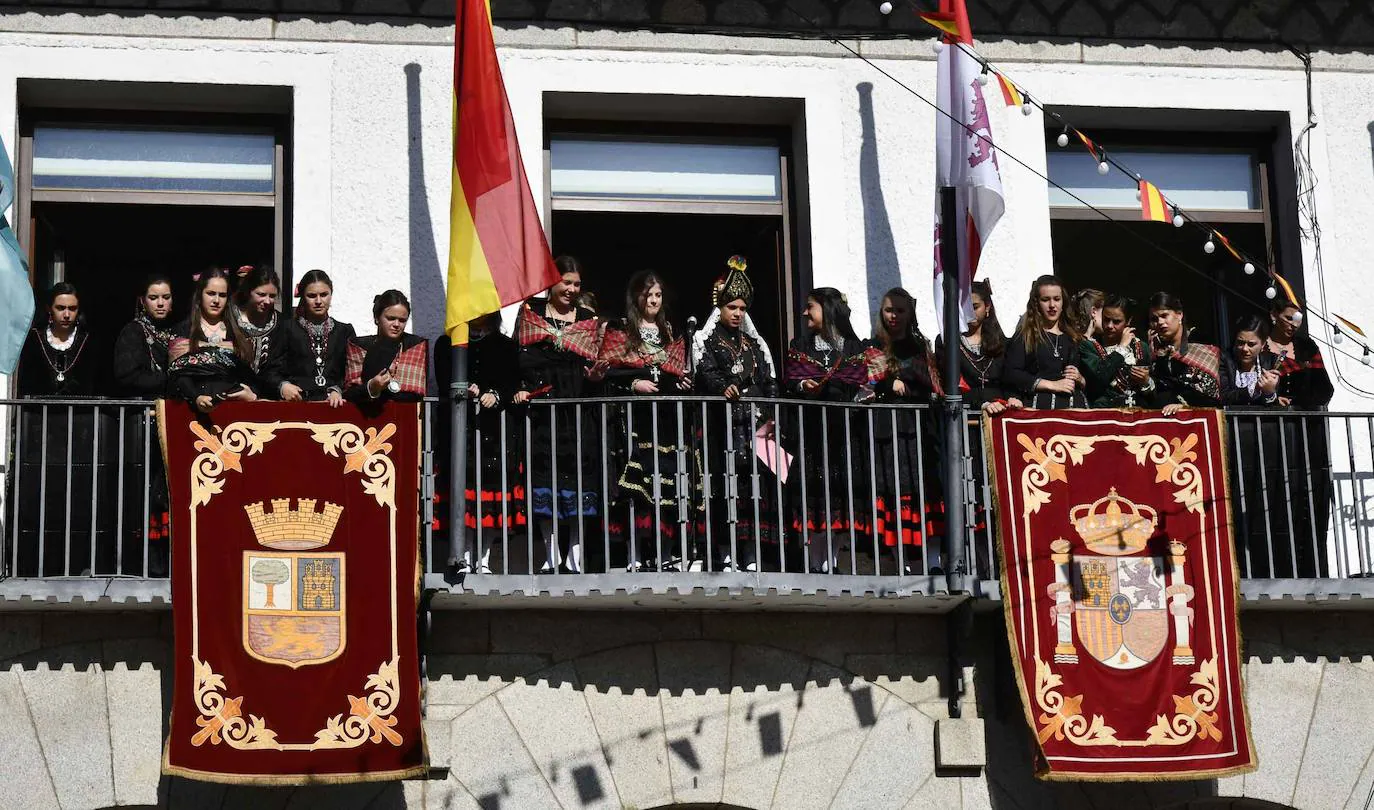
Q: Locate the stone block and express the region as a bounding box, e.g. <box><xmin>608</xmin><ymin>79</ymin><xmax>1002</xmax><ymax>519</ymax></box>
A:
<box><xmin>0</xmin><ymin>615</ymin><xmax>41</xmax><ymax>665</ymax></box>
<box><xmin>0</xmin><ymin>9</ymin><xmax>275</xmax><ymax>38</ymax></box>
<box><xmin>21</xmin><ymin>667</ymin><xmax>115</xmax><ymax>810</ymax></box>
<box><xmin>1293</xmin><ymin>663</ymin><xmax>1374</xmax><ymax>809</ymax></box>
<box><xmin>844</xmin><ymin>654</ymin><xmax>943</xmax><ymax>707</ymax></box>
<box><xmin>722</xmin><ymin>644</ymin><xmax>811</xmax><ymax>810</ymax></box>
<box><xmin>903</xmin><ymin>771</ymin><xmax>962</xmax><ymax>808</ymax></box>
<box><xmin>496</xmin><ymin>662</ymin><xmax>618</xmax><ymax>810</ymax></box>
<box><xmin>575</xmin><ymin>644</ymin><xmax>673</xmax><ymax>810</ymax></box>
<box><xmin>494</xmin><ymin>23</ymin><xmax>578</xmax><ymax>48</ymax></box>
<box><xmin>276</xmin><ymin>17</ymin><xmax>456</xmax><ymax>45</ymax></box>
<box><xmin>449</xmin><ymin>698</ymin><xmax>561</xmax><ymax>810</ymax></box>
<box><xmin>772</xmin><ymin>661</ymin><xmax>889</xmax><ymax>809</ymax></box>
<box><xmin>0</xmin><ymin>671</ymin><xmax>59</xmax><ymax>810</ymax></box>
<box><xmin>105</xmin><ymin>663</ymin><xmax>162</xmax><ymax>806</ymax></box>
<box><xmin>1237</xmin><ymin>659</ymin><xmax>1322</xmax><ymax>804</ymax></box>
<box><xmin>831</xmin><ymin>697</ymin><xmax>937</xmax><ymax>810</ymax></box>
<box><xmin>426</xmin><ymin>653</ymin><xmax>551</xmax><ymax>706</ymax></box>
<box><xmin>490</xmin><ymin>610</ymin><xmax>701</xmax><ymax>662</ymax></box>
<box><xmin>701</xmin><ymin>613</ymin><xmax>895</xmax><ymax>665</ymax></box>
<box><xmin>936</xmin><ymin>717</ymin><xmax>986</xmax><ymax>771</ymax></box>
<box><xmin>656</xmin><ymin>640</ymin><xmax>732</xmax><ymax>805</ymax></box>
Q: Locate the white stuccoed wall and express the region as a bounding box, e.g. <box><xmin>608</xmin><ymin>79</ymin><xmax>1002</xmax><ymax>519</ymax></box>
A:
<box><xmin>0</xmin><ymin>19</ymin><xmax>1373</xmax><ymax>411</ymax></box>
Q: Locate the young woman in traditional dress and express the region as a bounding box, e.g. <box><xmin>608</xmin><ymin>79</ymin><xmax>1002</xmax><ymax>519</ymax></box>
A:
<box><xmin>1002</xmin><ymin>275</ymin><xmax>1087</xmax><ymax>409</ymax></box>
<box><xmin>785</xmin><ymin>287</ymin><xmax>868</xmax><ymax>573</ymax></box>
<box><xmin>867</xmin><ymin>288</ymin><xmax>940</xmax><ymax>572</ymax></box>
<box><xmin>434</xmin><ymin>312</ymin><xmax>524</xmax><ymax>575</ymax></box>
<box><xmin>693</xmin><ymin>256</ymin><xmax>778</xmax><ymax>572</ymax></box>
<box><xmin>1078</xmin><ymin>293</ymin><xmax>1152</xmax><ymax>407</ymax></box>
<box><xmin>343</xmin><ymin>289</ymin><xmax>428</xmax><ymax>403</ymax></box>
<box><xmin>933</xmin><ymin>280</ymin><xmax>1017</xmax><ymax>413</ymax></box>
<box><xmin>1146</xmin><ymin>291</ymin><xmax>1232</xmax><ymax>413</ymax></box>
<box><xmin>112</xmin><ymin>274</ymin><xmax>177</xmax><ymax>573</ymax></box>
<box><xmin>602</xmin><ymin>270</ymin><xmax>693</xmax><ymax>572</ymax></box>
<box><xmin>19</xmin><ymin>282</ymin><xmax>98</xmax><ymax>397</ymax></box>
<box><xmin>1262</xmin><ymin>299</ymin><xmax>1333</xmax><ymax>577</ymax></box>
<box><xmin>284</xmin><ymin>269</ymin><xmax>354</xmax><ymax>407</ymax></box>
<box><xmin>513</xmin><ymin>256</ymin><xmax>604</xmax><ymax>573</ymax></box>
<box><xmin>112</xmin><ymin>274</ymin><xmax>175</xmax><ymax>398</ymax></box>
<box><xmin>231</xmin><ymin>265</ymin><xmax>293</xmax><ymax>400</ymax></box>
<box><xmin>168</xmin><ymin>268</ymin><xmax>261</xmax><ymax>412</ymax></box>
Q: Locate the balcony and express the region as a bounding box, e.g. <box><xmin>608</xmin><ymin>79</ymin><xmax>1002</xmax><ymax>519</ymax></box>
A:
<box><xmin>0</xmin><ymin>397</ymin><xmax>1371</xmax><ymax>611</ymax></box>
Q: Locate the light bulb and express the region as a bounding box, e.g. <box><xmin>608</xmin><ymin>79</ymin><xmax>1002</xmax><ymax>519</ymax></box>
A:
<box><xmin>1362</xmin><ymin>349</ymin><xmax>1371</xmax><ymax>367</ymax></box>
<box><xmin>1097</xmin><ymin>161</ymin><xmax>1109</xmax><ymax>175</ymax></box>
<box><xmin>879</xmin><ymin>0</ymin><xmax>892</xmax><ymax>13</ymax></box>
<box><xmin>1204</xmin><ymin>240</ymin><xmax>1216</xmax><ymax>254</ymax></box>
<box><xmin>1292</xmin><ymin>311</ymin><xmax>1304</xmax><ymax>326</ymax></box>
<box><xmin>1136</xmin><ymin>190</ymin><xmax>1142</xmax><ymax>202</ymax></box>
<box><xmin>976</xmin><ymin>71</ymin><xmax>989</xmax><ymax>86</ymax></box>
<box><xmin>1173</xmin><ymin>213</ymin><xmax>1184</xmax><ymax>228</ymax></box>
<box><xmin>1057</xmin><ymin>132</ymin><xmax>1069</xmax><ymax>148</ymax></box>
<box><xmin>932</xmin><ymin>40</ymin><xmax>945</xmax><ymax>54</ymax></box>
<box><xmin>1243</xmin><ymin>262</ymin><xmax>1255</xmax><ymax>275</ymax></box>
<box><xmin>1265</xmin><ymin>286</ymin><xmax>1277</xmax><ymax>300</ymax></box>
<box><xmin>1334</xmin><ymin>329</ymin><xmax>1344</xmax><ymax>345</ymax></box>
<box><xmin>1021</xmin><ymin>101</ymin><xmax>1033</xmax><ymax>116</ymax></box>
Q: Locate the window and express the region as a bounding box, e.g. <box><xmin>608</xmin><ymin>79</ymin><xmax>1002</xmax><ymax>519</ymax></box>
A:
<box><xmin>1044</xmin><ymin>117</ymin><xmax>1295</xmax><ymax>347</ymax></box>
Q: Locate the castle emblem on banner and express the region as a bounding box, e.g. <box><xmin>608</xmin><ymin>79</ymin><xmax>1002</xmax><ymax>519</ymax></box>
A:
<box><xmin>242</xmin><ymin>499</ymin><xmax>347</xmax><ymax>668</ymax></box>
<box><xmin>1046</xmin><ymin>489</ymin><xmax>1196</xmax><ymax>670</ymax></box>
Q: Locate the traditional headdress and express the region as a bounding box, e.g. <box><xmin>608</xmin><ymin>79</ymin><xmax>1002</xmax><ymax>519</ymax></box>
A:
<box><xmin>713</xmin><ymin>255</ymin><xmax>754</xmax><ymax>307</ymax></box>
<box><xmin>692</xmin><ymin>255</ymin><xmax>775</xmax><ymax>379</ymax></box>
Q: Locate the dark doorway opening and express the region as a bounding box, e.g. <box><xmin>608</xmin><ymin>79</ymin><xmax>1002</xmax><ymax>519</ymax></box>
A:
<box><xmin>550</xmin><ymin>211</ymin><xmax>789</xmax><ymax>357</ymax></box>
<box><xmin>1051</xmin><ymin>220</ymin><xmax>1271</xmax><ymax>346</ymax></box>
<box><xmin>28</xmin><ymin>201</ymin><xmax>276</xmax><ymax>379</ymax></box>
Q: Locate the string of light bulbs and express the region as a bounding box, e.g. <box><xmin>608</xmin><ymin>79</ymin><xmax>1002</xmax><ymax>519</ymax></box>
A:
<box><xmin>772</xmin><ymin>0</ymin><xmax>1374</xmax><ymax>375</ymax></box>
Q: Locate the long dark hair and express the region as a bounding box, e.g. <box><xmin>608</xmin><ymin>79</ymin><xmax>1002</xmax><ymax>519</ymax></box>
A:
<box><xmin>1069</xmin><ymin>288</ymin><xmax>1104</xmax><ymax>337</ymax></box>
<box><xmin>970</xmin><ymin>279</ymin><xmax>1006</xmax><ymax>358</ymax></box>
<box><xmin>372</xmin><ymin>289</ymin><xmax>412</xmax><ymax>323</ymax></box>
<box><xmin>1019</xmin><ymin>274</ymin><xmax>1081</xmax><ymax>351</ymax></box>
<box><xmin>189</xmin><ymin>268</ymin><xmax>253</xmax><ymax>363</ymax></box>
<box><xmin>134</xmin><ymin>273</ymin><xmax>174</xmax><ymax>320</ymax></box>
<box><xmin>1147</xmin><ymin>291</ymin><xmax>1188</xmax><ymax>348</ymax></box>
<box><xmin>294</xmin><ymin>269</ymin><xmax>333</xmax><ymax>320</ymax></box>
<box><xmin>625</xmin><ymin>270</ymin><xmax>673</xmax><ymax>351</ymax></box>
<box><xmin>807</xmin><ymin>287</ymin><xmax>858</xmax><ymax>345</ymax></box>
<box><xmin>44</xmin><ymin>281</ymin><xmax>81</xmax><ymax>327</ymax></box>
<box><xmin>874</xmin><ymin>287</ymin><xmax>927</xmax><ymax>364</ymax></box>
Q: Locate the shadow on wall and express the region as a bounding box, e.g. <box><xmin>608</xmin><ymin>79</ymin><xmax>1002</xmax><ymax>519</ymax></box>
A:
<box><xmin>857</xmin><ymin>81</ymin><xmax>902</xmax><ymax>316</ymax></box>
<box><xmin>406</xmin><ymin>62</ymin><xmax>446</xmax><ymax>350</ymax></box>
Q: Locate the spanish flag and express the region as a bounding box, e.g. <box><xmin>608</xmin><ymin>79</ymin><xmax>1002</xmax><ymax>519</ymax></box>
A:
<box><xmin>1214</xmin><ymin>230</ymin><xmax>1244</xmax><ymax>262</ymax></box>
<box><xmin>1271</xmin><ymin>271</ymin><xmax>1301</xmax><ymax>308</ymax></box>
<box><xmin>446</xmin><ymin>0</ymin><xmax>561</xmax><ymax>345</ymax></box>
<box><xmin>996</xmin><ymin>73</ymin><xmax>1023</xmax><ymax>108</ymax></box>
<box><xmin>1075</xmin><ymin>129</ymin><xmax>1100</xmax><ymax>161</ymax></box>
<box><xmin>1139</xmin><ymin>179</ymin><xmax>1168</xmax><ymax>222</ymax></box>
<box><xmin>919</xmin><ymin>10</ymin><xmax>965</xmax><ymax>39</ymax></box>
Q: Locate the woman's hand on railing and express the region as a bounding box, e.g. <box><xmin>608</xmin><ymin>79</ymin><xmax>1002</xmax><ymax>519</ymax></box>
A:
<box><xmin>478</xmin><ymin>392</ymin><xmax>498</xmax><ymax>409</ymax></box>
<box><xmin>723</xmin><ymin>384</ymin><xmax>740</xmax><ymax>401</ymax></box>
<box><xmin>326</xmin><ymin>389</ymin><xmax>344</xmax><ymax>408</ymax></box>
<box><xmin>799</xmin><ymin>379</ymin><xmax>821</xmax><ymax>396</ymax></box>
<box><xmin>585</xmin><ymin>361</ymin><xmax>608</xmax><ymax>383</ymax></box>
<box><xmin>194</xmin><ymin>395</ymin><xmax>216</xmax><ymax>413</ymax></box>
<box><xmin>675</xmin><ymin>376</ymin><xmax>692</xmax><ymax>392</ymax></box>
<box><xmin>632</xmin><ymin>379</ymin><xmax>659</xmax><ymax>395</ymax></box>
<box><xmin>513</xmin><ymin>390</ymin><xmax>531</xmax><ymax>405</ymax></box>
<box><xmin>280</xmin><ymin>382</ymin><xmax>304</xmax><ymax>402</ymax></box>
<box><xmin>467</xmin><ymin>383</ymin><xmax>481</xmax><ymax>399</ymax></box>
<box><xmin>227</xmin><ymin>385</ymin><xmax>257</xmax><ymax>403</ymax></box>
<box><xmin>892</xmin><ymin>378</ymin><xmax>908</xmax><ymax>396</ymax></box>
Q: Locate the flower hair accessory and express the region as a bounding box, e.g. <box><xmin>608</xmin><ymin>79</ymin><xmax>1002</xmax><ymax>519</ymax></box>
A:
<box><xmin>191</xmin><ymin>272</ymin><xmax>203</xmax><ymax>282</ymax></box>
<box><xmin>727</xmin><ymin>255</ymin><xmax>747</xmax><ymax>273</ymax></box>
<box><xmin>237</xmin><ymin>265</ymin><xmax>253</xmax><ymax>278</ymax></box>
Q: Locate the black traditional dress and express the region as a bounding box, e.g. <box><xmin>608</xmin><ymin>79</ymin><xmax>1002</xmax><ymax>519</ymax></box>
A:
<box><xmin>168</xmin><ymin>320</ymin><xmax>262</xmax><ymax>404</ymax></box>
<box><xmin>935</xmin><ymin>334</ymin><xmax>1004</xmax><ymax>409</ymax></box>
<box><xmin>695</xmin><ymin>322</ymin><xmax>779</xmax><ymax>566</ymax></box>
<box><xmin>283</xmin><ymin>316</ymin><xmax>355</xmax><ymax>400</ymax></box>
<box><xmin>784</xmin><ymin>333</ymin><xmax>869</xmax><ymax>542</ymax></box>
<box><xmin>1079</xmin><ymin>336</ymin><xmax>1152</xmax><ymax>408</ymax></box>
<box><xmin>515</xmin><ymin>300</ymin><xmax>603</xmax><ymax>521</ymax></box>
<box><xmin>343</xmin><ymin>333</ymin><xmax>429</xmax><ymax>403</ymax></box>
<box><xmin>1148</xmin><ymin>341</ymin><xmax>1233</xmax><ymax>408</ymax></box>
<box><xmin>1002</xmin><ymin>330</ymin><xmax>1088</xmax><ymax>409</ymax></box>
<box><xmin>867</xmin><ymin>335</ymin><xmax>940</xmax><ymax>557</ymax></box>
<box><xmin>112</xmin><ymin>314</ymin><xmax>176</xmax><ymax>571</ymax></box>
<box><xmin>13</xmin><ymin>325</ymin><xmax>112</xmax><ymax>576</ymax></box>
<box><xmin>232</xmin><ymin>306</ymin><xmax>291</xmax><ymax>399</ymax></box>
<box><xmin>602</xmin><ymin>321</ymin><xmax>695</xmax><ymax>563</ymax></box>
<box><xmin>112</xmin><ymin>315</ymin><xmax>174</xmax><ymax>398</ymax></box>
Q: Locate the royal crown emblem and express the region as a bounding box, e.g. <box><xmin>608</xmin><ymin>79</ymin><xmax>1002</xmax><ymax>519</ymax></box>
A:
<box><xmin>244</xmin><ymin>499</ymin><xmax>344</xmax><ymax>550</ymax></box>
<box><xmin>242</xmin><ymin>499</ymin><xmax>346</xmax><ymax>668</ymax></box>
<box><xmin>1070</xmin><ymin>488</ymin><xmax>1157</xmax><ymax>556</ymax></box>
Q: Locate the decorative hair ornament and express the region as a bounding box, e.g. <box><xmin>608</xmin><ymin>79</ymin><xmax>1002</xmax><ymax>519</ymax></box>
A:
<box><xmin>712</xmin><ymin>255</ymin><xmax>754</xmax><ymax>308</ymax></box>
<box><xmin>237</xmin><ymin>265</ymin><xmax>253</xmax><ymax>278</ymax></box>
<box><xmin>191</xmin><ymin>272</ymin><xmax>203</xmax><ymax>282</ymax></box>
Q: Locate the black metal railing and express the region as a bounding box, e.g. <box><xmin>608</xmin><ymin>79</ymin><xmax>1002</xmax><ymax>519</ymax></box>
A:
<box><xmin>1</xmin><ymin>398</ymin><xmax>1371</xmax><ymax>589</ymax></box>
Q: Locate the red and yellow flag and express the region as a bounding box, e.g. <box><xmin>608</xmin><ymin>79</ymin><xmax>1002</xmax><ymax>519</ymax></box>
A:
<box><xmin>447</xmin><ymin>0</ymin><xmax>561</xmax><ymax>345</ymax></box>
<box><xmin>1139</xmin><ymin>179</ymin><xmax>1167</xmax><ymax>222</ymax></box>
<box><xmin>920</xmin><ymin>0</ymin><xmax>971</xmax><ymax>42</ymax></box>
<box><xmin>1214</xmin><ymin>230</ymin><xmax>1244</xmax><ymax>262</ymax></box>
<box><xmin>996</xmin><ymin>73</ymin><xmax>1023</xmax><ymax>107</ymax></box>
<box><xmin>1271</xmin><ymin>271</ymin><xmax>1301</xmax><ymax>308</ymax></box>
<box><xmin>1335</xmin><ymin>313</ymin><xmax>1367</xmax><ymax>338</ymax></box>
<box><xmin>1075</xmin><ymin>129</ymin><xmax>1100</xmax><ymax>161</ymax></box>
<box><xmin>918</xmin><ymin>10</ymin><xmax>964</xmax><ymax>39</ymax></box>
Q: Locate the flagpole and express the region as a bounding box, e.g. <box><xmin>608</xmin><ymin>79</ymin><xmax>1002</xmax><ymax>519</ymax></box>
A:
<box><xmin>450</xmin><ymin>341</ymin><xmax>470</xmax><ymax>572</ymax></box>
<box><xmin>939</xmin><ymin>185</ymin><xmax>967</xmax><ymax>595</ymax></box>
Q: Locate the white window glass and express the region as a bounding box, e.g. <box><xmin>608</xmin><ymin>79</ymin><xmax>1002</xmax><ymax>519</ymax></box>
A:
<box><xmin>32</xmin><ymin>127</ymin><xmax>275</xmax><ymax>194</ymax></box>
<box><xmin>550</xmin><ymin>139</ymin><xmax>781</xmax><ymax>202</ymax></box>
<box><xmin>1047</xmin><ymin>149</ymin><xmax>1258</xmax><ymax>211</ymax></box>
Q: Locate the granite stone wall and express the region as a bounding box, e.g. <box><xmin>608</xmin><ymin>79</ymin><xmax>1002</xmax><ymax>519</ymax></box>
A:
<box><xmin>0</xmin><ymin>608</ymin><xmax>1368</xmax><ymax>809</ymax></box>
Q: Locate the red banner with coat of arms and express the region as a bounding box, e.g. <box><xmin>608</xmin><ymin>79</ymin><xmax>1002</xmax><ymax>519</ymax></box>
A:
<box><xmin>985</xmin><ymin>409</ymin><xmax>1256</xmax><ymax>781</ymax></box>
<box><xmin>159</xmin><ymin>401</ymin><xmax>427</xmax><ymax>784</ymax></box>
